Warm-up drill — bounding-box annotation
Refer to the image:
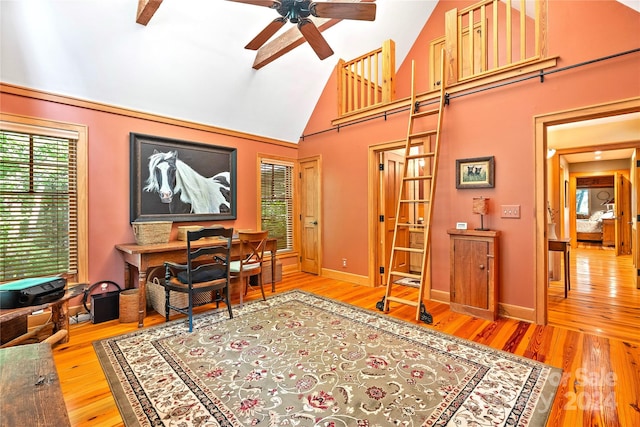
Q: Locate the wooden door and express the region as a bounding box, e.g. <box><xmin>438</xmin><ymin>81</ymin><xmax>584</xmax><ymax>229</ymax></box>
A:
<box><xmin>429</xmin><ymin>38</ymin><xmax>445</xmax><ymax>91</ymax></box>
<box><xmin>635</xmin><ymin>149</ymin><xmax>640</xmax><ymax>289</ymax></box>
<box><xmin>460</xmin><ymin>22</ymin><xmax>484</xmax><ymax>78</ymax></box>
<box><xmin>299</xmin><ymin>157</ymin><xmax>320</xmax><ymax>274</ymax></box>
<box><xmin>381</xmin><ymin>151</ymin><xmax>409</xmax><ymax>284</ymax></box>
<box><xmin>615</xmin><ymin>172</ymin><xmax>632</xmax><ymax>255</ymax></box>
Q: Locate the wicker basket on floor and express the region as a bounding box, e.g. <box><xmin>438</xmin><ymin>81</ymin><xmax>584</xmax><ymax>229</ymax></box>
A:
<box><xmin>146</xmin><ymin>267</ymin><xmax>212</xmax><ymax>317</ymax></box>
<box><xmin>119</xmin><ymin>289</ymin><xmax>141</xmax><ymax>323</ymax></box>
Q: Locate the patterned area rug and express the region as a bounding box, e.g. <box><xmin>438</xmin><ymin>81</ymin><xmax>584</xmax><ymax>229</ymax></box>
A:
<box><xmin>94</xmin><ymin>290</ymin><xmax>559</xmax><ymax>426</ymax></box>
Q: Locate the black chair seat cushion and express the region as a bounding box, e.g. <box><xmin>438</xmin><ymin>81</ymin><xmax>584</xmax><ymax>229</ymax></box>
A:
<box><xmin>177</xmin><ymin>268</ymin><xmax>225</xmax><ymax>284</ymax></box>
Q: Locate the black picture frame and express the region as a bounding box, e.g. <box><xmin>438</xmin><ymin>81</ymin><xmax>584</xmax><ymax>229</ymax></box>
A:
<box><xmin>130</xmin><ymin>133</ymin><xmax>237</xmax><ymax>222</ymax></box>
<box><xmin>455</xmin><ymin>156</ymin><xmax>495</xmax><ymax>189</ymax></box>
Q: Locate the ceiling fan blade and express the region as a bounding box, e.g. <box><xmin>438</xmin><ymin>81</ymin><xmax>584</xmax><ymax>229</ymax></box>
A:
<box><xmin>245</xmin><ymin>17</ymin><xmax>287</xmax><ymax>50</ymax></box>
<box><xmin>297</xmin><ymin>18</ymin><xmax>334</xmax><ymax>60</ymax></box>
<box><xmin>310</xmin><ymin>2</ymin><xmax>376</xmax><ymax>21</ymax></box>
<box><xmin>226</xmin><ymin>0</ymin><xmax>280</xmax><ymax>8</ymax></box>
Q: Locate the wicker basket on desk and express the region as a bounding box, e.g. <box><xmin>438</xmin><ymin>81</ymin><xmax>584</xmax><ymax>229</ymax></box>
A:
<box><xmin>132</xmin><ymin>221</ymin><xmax>172</xmax><ymax>245</ymax></box>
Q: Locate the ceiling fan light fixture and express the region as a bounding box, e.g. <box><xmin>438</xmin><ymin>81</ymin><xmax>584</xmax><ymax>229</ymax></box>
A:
<box><xmin>229</xmin><ymin>0</ymin><xmax>376</xmax><ymax>65</ymax></box>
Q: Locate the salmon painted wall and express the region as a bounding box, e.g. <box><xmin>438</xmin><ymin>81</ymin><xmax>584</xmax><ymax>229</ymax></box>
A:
<box><xmin>0</xmin><ymin>92</ymin><xmax>298</xmax><ymax>285</ymax></box>
<box><xmin>298</xmin><ymin>0</ymin><xmax>640</xmax><ymax>309</ymax></box>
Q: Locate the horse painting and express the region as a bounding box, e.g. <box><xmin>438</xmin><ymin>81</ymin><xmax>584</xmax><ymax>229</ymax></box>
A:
<box><xmin>143</xmin><ymin>150</ymin><xmax>231</xmax><ymax>214</ymax></box>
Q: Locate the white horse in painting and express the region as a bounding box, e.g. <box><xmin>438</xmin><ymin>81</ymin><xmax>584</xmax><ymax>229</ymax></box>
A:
<box><xmin>144</xmin><ymin>150</ymin><xmax>230</xmax><ymax>214</ymax></box>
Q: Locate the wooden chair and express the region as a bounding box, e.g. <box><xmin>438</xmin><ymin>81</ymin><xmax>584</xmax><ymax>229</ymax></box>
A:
<box><xmin>163</xmin><ymin>226</ymin><xmax>233</xmax><ymax>332</ymax></box>
<box><xmin>230</xmin><ymin>230</ymin><xmax>269</xmax><ymax>305</ymax></box>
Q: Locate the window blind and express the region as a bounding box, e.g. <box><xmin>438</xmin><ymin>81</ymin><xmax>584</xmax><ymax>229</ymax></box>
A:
<box><xmin>0</xmin><ymin>130</ymin><xmax>78</xmax><ymax>281</ymax></box>
<box><xmin>260</xmin><ymin>160</ymin><xmax>293</xmax><ymax>251</ymax></box>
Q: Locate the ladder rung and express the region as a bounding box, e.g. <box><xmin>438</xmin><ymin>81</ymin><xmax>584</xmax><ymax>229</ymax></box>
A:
<box><xmin>406</xmin><ymin>153</ymin><xmax>435</xmax><ymax>160</ymax></box>
<box><xmin>389</xmin><ymin>271</ymin><xmax>421</xmax><ymax>280</ymax></box>
<box><xmin>412</xmin><ymin>108</ymin><xmax>439</xmax><ymax>119</ymax></box>
<box><xmin>395</xmin><ymin>222</ymin><xmax>425</xmax><ymax>228</ymax></box>
<box><xmin>409</xmin><ymin>130</ymin><xmax>437</xmax><ymax>139</ymax></box>
<box><xmin>399</xmin><ymin>199</ymin><xmax>431</xmax><ymax>204</ymax></box>
<box><xmin>403</xmin><ymin>175</ymin><xmax>433</xmax><ymax>181</ymax></box>
<box><xmin>393</xmin><ymin>247</ymin><xmax>423</xmax><ymax>253</ymax></box>
<box><xmin>387</xmin><ymin>296</ymin><xmax>420</xmax><ymax>307</ymax></box>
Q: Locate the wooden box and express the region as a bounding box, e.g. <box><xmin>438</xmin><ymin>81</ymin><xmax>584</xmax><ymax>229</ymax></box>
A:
<box><xmin>263</xmin><ymin>260</ymin><xmax>282</xmax><ymax>283</ymax></box>
<box><xmin>177</xmin><ymin>225</ymin><xmax>204</xmax><ymax>241</ymax></box>
<box><xmin>0</xmin><ymin>316</ymin><xmax>27</xmax><ymax>345</ymax></box>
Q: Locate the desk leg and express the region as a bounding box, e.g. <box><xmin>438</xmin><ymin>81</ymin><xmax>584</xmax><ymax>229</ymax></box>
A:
<box><xmin>564</xmin><ymin>248</ymin><xmax>570</xmax><ymax>298</ymax></box>
<box><xmin>137</xmin><ymin>270</ymin><xmax>147</xmax><ymax>328</ymax></box>
<box><xmin>123</xmin><ymin>262</ymin><xmax>131</xmax><ymax>289</ymax></box>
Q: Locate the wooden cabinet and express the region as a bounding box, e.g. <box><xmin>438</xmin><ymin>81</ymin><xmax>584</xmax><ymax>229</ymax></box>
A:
<box><xmin>602</xmin><ymin>218</ymin><xmax>615</xmax><ymax>247</ymax></box>
<box><xmin>447</xmin><ymin>229</ymin><xmax>500</xmax><ymax>321</ymax></box>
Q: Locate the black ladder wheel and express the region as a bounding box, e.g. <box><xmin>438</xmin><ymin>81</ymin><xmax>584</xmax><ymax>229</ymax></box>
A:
<box><xmin>419</xmin><ymin>303</ymin><xmax>433</xmax><ymax>324</ymax></box>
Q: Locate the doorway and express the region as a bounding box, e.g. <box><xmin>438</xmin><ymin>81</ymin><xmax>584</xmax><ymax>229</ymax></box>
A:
<box><xmin>367</xmin><ymin>140</ymin><xmax>412</xmax><ymax>287</ymax></box>
<box><xmin>535</xmin><ymin>98</ymin><xmax>640</xmax><ymax>326</ymax></box>
<box><xmin>548</xmin><ymin>163</ymin><xmax>636</xmax><ymax>341</ymax></box>
<box><xmin>299</xmin><ymin>156</ymin><xmax>321</xmax><ymax>275</ymax></box>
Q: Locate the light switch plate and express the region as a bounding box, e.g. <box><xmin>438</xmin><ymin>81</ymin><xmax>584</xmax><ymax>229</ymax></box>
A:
<box><xmin>501</xmin><ymin>205</ymin><xmax>521</xmax><ymax>218</ymax></box>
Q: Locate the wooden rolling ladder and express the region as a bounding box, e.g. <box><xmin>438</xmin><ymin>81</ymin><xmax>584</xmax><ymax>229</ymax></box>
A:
<box><xmin>376</xmin><ymin>57</ymin><xmax>447</xmax><ymax>323</ymax></box>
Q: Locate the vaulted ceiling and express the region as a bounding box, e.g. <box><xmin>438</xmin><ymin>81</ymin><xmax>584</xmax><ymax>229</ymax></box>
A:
<box><xmin>0</xmin><ymin>0</ymin><xmax>436</xmax><ymax>143</ymax></box>
<box><xmin>1</xmin><ymin>1</ymin><xmax>638</xmax><ymax>145</ymax></box>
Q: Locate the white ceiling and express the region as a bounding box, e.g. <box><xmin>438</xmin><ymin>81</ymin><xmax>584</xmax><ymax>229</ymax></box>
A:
<box><xmin>0</xmin><ymin>0</ymin><xmax>436</xmax><ymax>143</ymax></box>
<box><xmin>548</xmin><ymin>112</ymin><xmax>640</xmax><ymax>164</ymax></box>
<box><xmin>1</xmin><ymin>1</ymin><xmax>638</xmax><ymax>145</ymax></box>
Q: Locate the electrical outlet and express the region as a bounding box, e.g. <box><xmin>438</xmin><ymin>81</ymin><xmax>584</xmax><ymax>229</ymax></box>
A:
<box><xmin>342</xmin><ymin>258</ymin><xmax>347</xmax><ymax>267</ymax></box>
<box><xmin>501</xmin><ymin>204</ymin><xmax>521</xmax><ymax>218</ymax></box>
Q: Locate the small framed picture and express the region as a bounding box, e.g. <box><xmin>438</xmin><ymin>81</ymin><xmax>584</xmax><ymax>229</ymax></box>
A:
<box><xmin>455</xmin><ymin>156</ymin><xmax>495</xmax><ymax>189</ymax></box>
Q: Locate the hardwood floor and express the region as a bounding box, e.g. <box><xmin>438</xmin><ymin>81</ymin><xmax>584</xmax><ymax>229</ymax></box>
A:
<box><xmin>52</xmin><ymin>271</ymin><xmax>640</xmax><ymax>426</ymax></box>
<box><xmin>548</xmin><ymin>244</ymin><xmax>639</xmax><ymax>344</ymax></box>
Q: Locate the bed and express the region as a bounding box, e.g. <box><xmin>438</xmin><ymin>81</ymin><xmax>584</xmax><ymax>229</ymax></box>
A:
<box><xmin>576</xmin><ymin>210</ymin><xmax>614</xmax><ymax>242</ymax></box>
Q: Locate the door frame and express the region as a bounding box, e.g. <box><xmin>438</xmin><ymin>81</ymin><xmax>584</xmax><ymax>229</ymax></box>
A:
<box><xmin>299</xmin><ymin>155</ymin><xmax>322</xmax><ymax>275</ymax></box>
<box><xmin>368</xmin><ymin>139</ymin><xmax>409</xmax><ymax>287</ymax></box>
<box><xmin>534</xmin><ymin>97</ymin><xmax>640</xmax><ymax>324</ymax></box>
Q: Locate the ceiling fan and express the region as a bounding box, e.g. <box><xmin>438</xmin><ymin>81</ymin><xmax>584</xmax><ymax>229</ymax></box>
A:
<box><xmin>228</xmin><ymin>0</ymin><xmax>376</xmax><ymax>60</ymax></box>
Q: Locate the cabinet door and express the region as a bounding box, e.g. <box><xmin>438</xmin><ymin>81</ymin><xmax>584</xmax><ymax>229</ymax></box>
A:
<box><xmin>452</xmin><ymin>238</ymin><xmax>489</xmax><ymax>310</ymax></box>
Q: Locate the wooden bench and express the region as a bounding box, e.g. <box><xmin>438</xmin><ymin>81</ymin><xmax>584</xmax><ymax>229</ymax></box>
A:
<box><xmin>0</xmin><ymin>343</ymin><xmax>70</xmax><ymax>426</ymax></box>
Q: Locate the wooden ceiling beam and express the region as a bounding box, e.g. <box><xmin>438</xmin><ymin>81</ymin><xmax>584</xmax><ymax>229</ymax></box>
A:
<box><xmin>252</xmin><ymin>17</ymin><xmax>339</xmax><ymax>69</ymax></box>
<box><xmin>251</xmin><ymin>0</ymin><xmax>374</xmax><ymax>69</ymax></box>
<box><xmin>136</xmin><ymin>0</ymin><xmax>163</xmax><ymax>26</ymax></box>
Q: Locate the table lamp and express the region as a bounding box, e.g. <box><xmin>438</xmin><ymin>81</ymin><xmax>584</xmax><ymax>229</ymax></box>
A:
<box><xmin>472</xmin><ymin>197</ymin><xmax>489</xmax><ymax>231</ymax></box>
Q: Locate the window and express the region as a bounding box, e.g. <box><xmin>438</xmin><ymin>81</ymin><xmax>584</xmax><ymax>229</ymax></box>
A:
<box><xmin>576</xmin><ymin>189</ymin><xmax>589</xmax><ymax>216</ymax></box>
<box><xmin>259</xmin><ymin>157</ymin><xmax>294</xmax><ymax>251</ymax></box>
<box><xmin>0</xmin><ymin>115</ymin><xmax>87</xmax><ymax>283</ymax></box>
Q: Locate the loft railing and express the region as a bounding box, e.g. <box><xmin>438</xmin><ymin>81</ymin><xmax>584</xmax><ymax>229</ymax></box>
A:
<box><xmin>444</xmin><ymin>0</ymin><xmax>546</xmax><ymax>85</ymax></box>
<box><xmin>337</xmin><ymin>39</ymin><xmax>395</xmax><ymax>117</ymax></box>
<box><xmin>336</xmin><ymin>0</ymin><xmax>547</xmax><ymax>118</ymax></box>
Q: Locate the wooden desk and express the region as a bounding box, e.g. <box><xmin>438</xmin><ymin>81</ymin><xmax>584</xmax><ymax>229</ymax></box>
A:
<box><xmin>0</xmin><ymin>285</ymin><xmax>87</xmax><ymax>347</ymax></box>
<box><xmin>0</xmin><ymin>343</ymin><xmax>71</xmax><ymax>426</ymax></box>
<box><xmin>115</xmin><ymin>238</ymin><xmax>277</xmax><ymax>327</ymax></box>
<box><xmin>549</xmin><ymin>238</ymin><xmax>571</xmax><ymax>298</ymax></box>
